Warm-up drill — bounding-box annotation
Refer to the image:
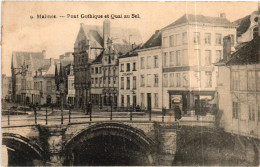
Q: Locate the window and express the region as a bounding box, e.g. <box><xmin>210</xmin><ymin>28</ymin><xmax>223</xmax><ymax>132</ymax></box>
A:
<box><xmin>232</xmin><ymin>102</ymin><xmax>239</xmax><ymax>119</ymax></box>
<box><xmin>169</xmin><ymin>35</ymin><xmax>174</xmax><ymax>47</ymax></box>
<box><xmin>108</xmin><ymin>67</ymin><xmax>111</xmax><ymax>75</ymax></box>
<box><xmin>121</xmin><ymin>77</ymin><xmax>124</xmax><ymax>89</ymax></box>
<box><xmin>182</xmin><ymin>50</ymin><xmax>188</xmax><ymax>66</ymax></box>
<box><xmin>133</xmin><ymin>76</ymin><xmax>136</xmax><ymax>89</ymax></box>
<box><xmin>175</xmin><ymin>50</ymin><xmax>181</xmax><ymax>66</ymax></box>
<box><xmin>103</xmin><ymin>77</ymin><xmax>106</xmax><ymax>86</ymax></box>
<box><xmin>170</xmin><ymin>73</ymin><xmax>174</xmax><ymax>87</ymax></box>
<box><xmin>216</xmin><ymin>50</ymin><xmax>222</xmax><ymax>62</ymax></box>
<box><xmin>121</xmin><ymin>64</ymin><xmax>124</xmax><ymax>72</ymax></box>
<box><xmin>99</xmin><ymin>67</ymin><xmax>102</xmax><ymax>74</ymax></box>
<box><xmin>182</xmin><ymin>72</ymin><xmax>189</xmax><ymax>87</ymax></box>
<box><xmin>205</xmin><ymin>33</ymin><xmax>211</xmax><ymax>45</ymax></box>
<box><xmin>215</xmin><ymin>33</ymin><xmax>222</xmax><ymax>45</ymax></box>
<box><xmin>169</xmin><ymin>51</ymin><xmax>174</xmax><ymax>66</ymax></box>
<box><xmin>127</xmin><ymin>77</ymin><xmax>130</xmax><ymax>89</ymax></box>
<box><xmin>248</xmin><ymin>104</ymin><xmax>255</xmax><ymax>121</ymax></box>
<box><xmin>147</xmin><ymin>56</ymin><xmax>151</xmax><ymax>69</ymax></box>
<box><xmin>108</xmin><ymin>77</ymin><xmax>111</xmax><ymax>85</ymax></box>
<box><xmin>95</xmin><ymin>67</ymin><xmax>98</xmax><ymax>74</ymax></box>
<box><xmin>127</xmin><ymin>63</ymin><xmax>130</xmax><ymax>71</ymax></box>
<box><xmin>205</xmin><ymin>71</ymin><xmax>212</xmax><ymax>88</ymax></box>
<box><xmin>163</xmin><ymin>36</ymin><xmax>168</xmax><ymax>47</ymax></box>
<box><xmin>127</xmin><ymin>95</ymin><xmax>130</xmax><ymax>107</ymax></box>
<box><xmin>231</xmin><ymin>71</ymin><xmax>239</xmax><ymax>90</ymax></box>
<box><xmin>91</xmin><ymin>78</ymin><xmax>94</xmax><ymax>85</ymax></box>
<box><xmin>141</xmin><ymin>93</ymin><xmax>145</xmax><ymax>108</ymax></box>
<box><xmin>154</xmin><ymin>74</ymin><xmax>159</xmax><ymax>87</ymax></box>
<box><xmin>176</xmin><ymin>73</ymin><xmax>181</xmax><ymax>87</ymax></box>
<box><xmin>133</xmin><ymin>62</ymin><xmax>136</xmax><ymax>71</ymax></box>
<box><xmin>141</xmin><ymin>75</ymin><xmax>145</xmax><ymax>87</ymax></box>
<box><xmin>91</xmin><ymin>68</ymin><xmax>94</xmax><ymax>74</ymax></box>
<box><xmin>239</xmin><ymin>71</ymin><xmax>247</xmax><ymax>91</ymax></box>
<box><xmin>195</xmin><ymin>49</ymin><xmax>201</xmax><ymax>66</ymax></box>
<box><xmin>95</xmin><ymin>78</ymin><xmax>98</xmax><ymax>86</ymax></box>
<box><xmin>176</xmin><ymin>34</ymin><xmax>181</xmax><ymax>45</ymax></box>
<box><xmin>154</xmin><ymin>56</ymin><xmax>158</xmax><ymax>68</ymax></box>
<box><xmin>154</xmin><ymin>93</ymin><xmax>159</xmax><ymax>108</ymax></box>
<box><xmin>147</xmin><ymin>74</ymin><xmax>152</xmax><ymax>87</ymax></box>
<box><xmin>193</xmin><ymin>32</ymin><xmax>200</xmax><ymax>44</ymax></box>
<box><xmin>113</xmin><ymin>77</ymin><xmax>116</xmax><ymax>84</ymax></box>
<box><xmin>205</xmin><ymin>50</ymin><xmax>212</xmax><ymax>66</ymax></box>
<box><xmin>182</xmin><ymin>32</ymin><xmax>187</xmax><ymax>44</ymax></box>
<box><xmin>163</xmin><ymin>52</ymin><xmax>168</xmax><ymax>67</ymax></box>
<box><xmin>163</xmin><ymin>74</ymin><xmax>168</xmax><ymax>87</ymax></box>
<box><xmin>100</xmin><ymin>77</ymin><xmax>102</xmax><ymax>85</ymax></box>
<box><xmin>248</xmin><ymin>71</ymin><xmax>256</xmax><ymax>91</ymax></box>
<box><xmin>121</xmin><ymin>95</ymin><xmax>124</xmax><ymax>107</ymax></box>
<box><xmin>47</xmin><ymin>81</ymin><xmax>52</xmax><ymax>92</ymax></box>
<box><xmin>141</xmin><ymin>57</ymin><xmax>145</xmax><ymax>69</ymax></box>
<box><xmin>257</xmin><ymin>71</ymin><xmax>260</xmax><ymax>91</ymax></box>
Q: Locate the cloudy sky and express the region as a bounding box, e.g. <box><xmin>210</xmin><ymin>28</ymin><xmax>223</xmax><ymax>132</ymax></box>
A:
<box><xmin>2</xmin><ymin>1</ymin><xmax>258</xmax><ymax>76</ymax></box>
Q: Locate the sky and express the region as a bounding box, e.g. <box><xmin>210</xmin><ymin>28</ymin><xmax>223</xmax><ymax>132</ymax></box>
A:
<box><xmin>1</xmin><ymin>1</ymin><xmax>258</xmax><ymax>76</ymax></box>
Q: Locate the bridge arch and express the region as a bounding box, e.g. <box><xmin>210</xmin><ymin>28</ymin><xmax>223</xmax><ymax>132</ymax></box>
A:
<box><xmin>173</xmin><ymin>127</ymin><xmax>255</xmax><ymax>166</ymax></box>
<box><xmin>2</xmin><ymin>133</ymin><xmax>46</xmax><ymax>166</ymax></box>
<box><xmin>63</xmin><ymin>122</ymin><xmax>156</xmax><ymax>166</ymax></box>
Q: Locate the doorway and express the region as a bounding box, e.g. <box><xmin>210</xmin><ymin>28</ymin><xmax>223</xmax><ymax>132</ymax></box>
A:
<box><xmin>147</xmin><ymin>93</ymin><xmax>151</xmax><ymax>111</ymax></box>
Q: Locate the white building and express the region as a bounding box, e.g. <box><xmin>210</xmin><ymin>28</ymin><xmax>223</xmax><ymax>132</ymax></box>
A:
<box><xmin>137</xmin><ymin>30</ymin><xmax>163</xmax><ymax>111</ymax></box>
<box><xmin>118</xmin><ymin>48</ymin><xmax>139</xmax><ymax>108</ymax></box>
<box><xmin>67</xmin><ymin>65</ymin><xmax>75</xmax><ymax>105</ymax></box>
<box><xmin>161</xmin><ymin>14</ymin><xmax>237</xmax><ymax>113</ymax></box>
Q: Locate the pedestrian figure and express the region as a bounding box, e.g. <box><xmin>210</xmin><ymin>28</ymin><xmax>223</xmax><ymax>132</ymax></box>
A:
<box><xmin>174</xmin><ymin>105</ymin><xmax>182</xmax><ymax>121</ymax></box>
<box><xmin>86</xmin><ymin>101</ymin><xmax>92</xmax><ymax>115</ymax></box>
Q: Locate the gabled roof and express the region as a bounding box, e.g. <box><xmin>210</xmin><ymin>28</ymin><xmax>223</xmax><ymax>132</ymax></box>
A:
<box><xmin>12</xmin><ymin>51</ymin><xmax>50</xmax><ymax>71</ymax></box>
<box><xmin>164</xmin><ymin>14</ymin><xmax>235</xmax><ymax>29</ymax></box>
<box><xmin>92</xmin><ymin>50</ymin><xmax>104</xmax><ymax>64</ymax></box>
<box><xmin>78</xmin><ymin>24</ymin><xmax>143</xmax><ymax>46</ymax></box>
<box><xmin>140</xmin><ymin>30</ymin><xmax>161</xmax><ymax>49</ymax></box>
<box><xmin>119</xmin><ymin>44</ymin><xmax>142</xmax><ymax>59</ymax></box>
<box><xmin>233</xmin><ymin>11</ymin><xmax>260</xmax><ymax>37</ymax></box>
<box><xmin>223</xmin><ymin>37</ymin><xmax>260</xmax><ymax>65</ymax></box>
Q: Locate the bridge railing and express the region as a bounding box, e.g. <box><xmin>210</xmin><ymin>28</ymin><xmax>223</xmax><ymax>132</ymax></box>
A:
<box><xmin>2</xmin><ymin>105</ymin><xmax>213</xmax><ymax>127</ymax></box>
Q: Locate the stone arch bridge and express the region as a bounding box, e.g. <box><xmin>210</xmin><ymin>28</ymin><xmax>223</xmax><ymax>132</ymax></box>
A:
<box><xmin>2</xmin><ymin>121</ymin><xmax>260</xmax><ymax>166</ymax></box>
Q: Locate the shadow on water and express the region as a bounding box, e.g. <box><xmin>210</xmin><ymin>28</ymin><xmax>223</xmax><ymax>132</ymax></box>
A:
<box><xmin>69</xmin><ymin>135</ymin><xmax>150</xmax><ymax>166</ymax></box>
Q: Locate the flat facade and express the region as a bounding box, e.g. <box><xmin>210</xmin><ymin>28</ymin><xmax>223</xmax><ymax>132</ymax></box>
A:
<box><xmin>137</xmin><ymin>47</ymin><xmax>162</xmax><ymax>111</ymax></box>
<box><xmin>118</xmin><ymin>54</ymin><xmax>138</xmax><ymax>108</ymax></box>
<box><xmin>218</xmin><ymin>64</ymin><xmax>260</xmax><ymax>139</ymax></box>
<box><xmin>2</xmin><ymin>75</ymin><xmax>12</xmax><ymax>101</ymax></box>
<box><xmin>161</xmin><ymin>14</ymin><xmax>237</xmax><ymax>113</ymax></box>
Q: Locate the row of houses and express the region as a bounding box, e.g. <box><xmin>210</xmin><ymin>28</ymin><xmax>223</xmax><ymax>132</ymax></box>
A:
<box><xmin>9</xmin><ymin>7</ymin><xmax>260</xmax><ymax>139</ymax></box>
<box><xmin>72</xmin><ymin>8</ymin><xmax>259</xmax><ymax>139</ymax></box>
<box><xmin>11</xmin><ymin>51</ymin><xmax>74</xmax><ymax>106</ymax></box>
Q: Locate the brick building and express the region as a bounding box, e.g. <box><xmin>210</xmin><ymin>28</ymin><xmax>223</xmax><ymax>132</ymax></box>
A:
<box><xmin>74</xmin><ymin>20</ymin><xmax>142</xmax><ymax>110</ymax></box>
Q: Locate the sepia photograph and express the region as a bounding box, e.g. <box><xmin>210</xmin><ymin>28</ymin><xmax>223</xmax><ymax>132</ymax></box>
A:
<box><xmin>1</xmin><ymin>1</ymin><xmax>260</xmax><ymax>166</ymax></box>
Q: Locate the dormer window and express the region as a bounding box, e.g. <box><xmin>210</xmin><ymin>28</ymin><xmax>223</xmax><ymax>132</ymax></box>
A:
<box><xmin>254</xmin><ymin>17</ymin><xmax>258</xmax><ymax>23</ymax></box>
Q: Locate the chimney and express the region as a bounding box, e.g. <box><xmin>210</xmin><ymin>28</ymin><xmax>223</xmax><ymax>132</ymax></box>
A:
<box><xmin>223</xmin><ymin>35</ymin><xmax>231</xmax><ymax>61</ymax></box>
<box><xmin>258</xmin><ymin>2</ymin><xmax>260</xmax><ymax>36</ymax></box>
<box><xmin>103</xmin><ymin>19</ymin><xmax>110</xmax><ymax>48</ymax></box>
<box><xmin>50</xmin><ymin>58</ymin><xmax>55</xmax><ymax>66</ymax></box>
<box><xmin>220</xmin><ymin>13</ymin><xmax>226</xmax><ymax>19</ymax></box>
<box><xmin>42</xmin><ymin>50</ymin><xmax>46</xmax><ymax>58</ymax></box>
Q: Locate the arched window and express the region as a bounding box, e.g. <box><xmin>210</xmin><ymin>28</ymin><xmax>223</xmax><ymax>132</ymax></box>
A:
<box><xmin>253</xmin><ymin>27</ymin><xmax>258</xmax><ymax>38</ymax></box>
